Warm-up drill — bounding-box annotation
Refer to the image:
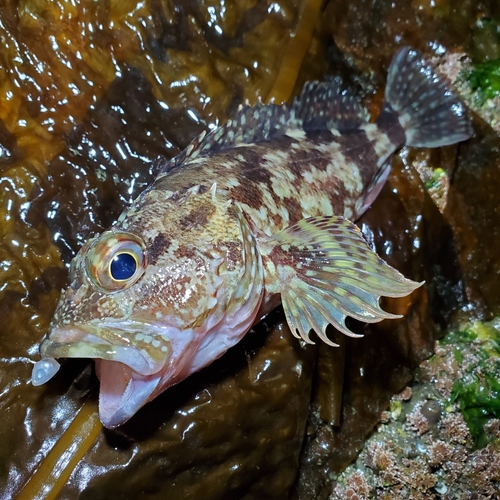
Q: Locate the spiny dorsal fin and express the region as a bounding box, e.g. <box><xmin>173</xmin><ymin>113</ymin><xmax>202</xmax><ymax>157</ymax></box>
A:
<box><xmin>293</xmin><ymin>81</ymin><xmax>368</xmax><ymax>132</ymax></box>
<box><xmin>160</xmin><ymin>80</ymin><xmax>368</xmax><ymax>173</ymax></box>
<box><xmin>160</xmin><ymin>100</ymin><xmax>293</xmax><ymax>173</ymax></box>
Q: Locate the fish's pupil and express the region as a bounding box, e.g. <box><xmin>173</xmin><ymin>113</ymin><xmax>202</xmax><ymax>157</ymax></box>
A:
<box><xmin>110</xmin><ymin>253</ymin><xmax>137</xmax><ymax>281</ymax></box>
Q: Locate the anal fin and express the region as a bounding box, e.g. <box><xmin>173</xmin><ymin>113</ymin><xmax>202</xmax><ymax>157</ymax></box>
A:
<box><xmin>355</xmin><ymin>158</ymin><xmax>393</xmax><ymax>217</ymax></box>
<box><xmin>260</xmin><ymin>216</ymin><xmax>422</xmax><ymax>345</ymax></box>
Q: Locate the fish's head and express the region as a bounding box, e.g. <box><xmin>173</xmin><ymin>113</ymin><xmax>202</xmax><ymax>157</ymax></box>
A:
<box><xmin>34</xmin><ymin>185</ymin><xmax>264</xmax><ymax>428</ymax></box>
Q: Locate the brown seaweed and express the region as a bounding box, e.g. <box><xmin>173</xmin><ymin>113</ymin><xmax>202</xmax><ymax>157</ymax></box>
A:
<box><xmin>0</xmin><ymin>1</ymin><xmax>326</xmax><ymax>499</ymax></box>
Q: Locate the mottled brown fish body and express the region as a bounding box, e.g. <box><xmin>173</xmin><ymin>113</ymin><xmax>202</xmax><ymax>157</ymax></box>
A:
<box><xmin>147</xmin><ymin>126</ymin><xmax>397</xmax><ymax>239</ymax></box>
<box><xmin>32</xmin><ymin>47</ymin><xmax>472</xmax><ymax>429</ymax></box>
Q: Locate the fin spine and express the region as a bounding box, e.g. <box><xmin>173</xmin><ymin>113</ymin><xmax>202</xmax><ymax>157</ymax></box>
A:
<box><xmin>161</xmin><ymin>81</ymin><xmax>368</xmax><ymax>173</ymax></box>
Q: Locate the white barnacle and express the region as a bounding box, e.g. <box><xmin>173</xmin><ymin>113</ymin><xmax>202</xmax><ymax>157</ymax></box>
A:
<box><xmin>31</xmin><ymin>358</ymin><xmax>61</xmax><ymax>386</ymax></box>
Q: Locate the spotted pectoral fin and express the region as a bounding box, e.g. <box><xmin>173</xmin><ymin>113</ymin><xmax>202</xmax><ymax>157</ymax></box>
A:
<box><xmin>261</xmin><ymin>216</ymin><xmax>423</xmax><ymax>346</ymax></box>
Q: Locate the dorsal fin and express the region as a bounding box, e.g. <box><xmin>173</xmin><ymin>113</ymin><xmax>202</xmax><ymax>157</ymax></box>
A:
<box><xmin>161</xmin><ymin>80</ymin><xmax>368</xmax><ymax>173</ymax></box>
<box><xmin>293</xmin><ymin>81</ymin><xmax>368</xmax><ymax>132</ymax></box>
<box><xmin>160</xmin><ymin>100</ymin><xmax>294</xmax><ymax>173</ymax></box>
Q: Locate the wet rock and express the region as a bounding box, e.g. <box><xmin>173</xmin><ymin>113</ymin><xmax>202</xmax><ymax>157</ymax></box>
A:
<box><xmin>331</xmin><ymin>321</ymin><xmax>500</xmax><ymax>499</ymax></box>
<box><xmin>420</xmin><ymin>400</ymin><xmax>442</xmax><ymax>427</ymax></box>
<box><xmin>324</xmin><ymin>0</ymin><xmax>497</xmax><ymax>71</ymax></box>
<box><xmin>444</xmin><ymin>117</ymin><xmax>500</xmax><ymax>318</ymax></box>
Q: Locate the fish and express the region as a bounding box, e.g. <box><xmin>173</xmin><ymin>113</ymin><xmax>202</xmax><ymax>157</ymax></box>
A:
<box><xmin>31</xmin><ymin>47</ymin><xmax>472</xmax><ymax>429</ymax></box>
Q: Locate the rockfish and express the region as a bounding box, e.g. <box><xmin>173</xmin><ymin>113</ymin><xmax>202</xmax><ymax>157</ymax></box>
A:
<box><xmin>32</xmin><ymin>47</ymin><xmax>472</xmax><ymax>428</ymax></box>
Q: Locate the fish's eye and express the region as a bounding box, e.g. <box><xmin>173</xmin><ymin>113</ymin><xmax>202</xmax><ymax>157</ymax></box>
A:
<box><xmin>85</xmin><ymin>232</ymin><xmax>147</xmax><ymax>292</ymax></box>
<box><xmin>110</xmin><ymin>252</ymin><xmax>138</xmax><ymax>281</ymax></box>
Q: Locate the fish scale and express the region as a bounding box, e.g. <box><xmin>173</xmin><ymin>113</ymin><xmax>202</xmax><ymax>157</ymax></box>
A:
<box><xmin>31</xmin><ymin>47</ymin><xmax>472</xmax><ymax>428</ymax></box>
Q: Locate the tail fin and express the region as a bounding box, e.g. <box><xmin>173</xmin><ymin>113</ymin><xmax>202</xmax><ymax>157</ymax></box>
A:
<box><xmin>384</xmin><ymin>47</ymin><xmax>473</xmax><ymax>148</ymax></box>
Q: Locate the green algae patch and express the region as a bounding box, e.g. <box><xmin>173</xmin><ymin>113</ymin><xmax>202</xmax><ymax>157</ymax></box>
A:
<box><xmin>440</xmin><ymin>324</ymin><xmax>478</xmax><ymax>346</ymax></box>
<box><xmin>445</xmin><ymin>321</ymin><xmax>500</xmax><ymax>448</ymax></box>
<box><xmin>467</xmin><ymin>58</ymin><xmax>500</xmax><ymax>104</ymax></box>
<box><xmin>424</xmin><ymin>167</ymin><xmax>446</xmax><ymax>191</ymax></box>
<box><xmin>451</xmin><ymin>372</ymin><xmax>500</xmax><ymax>448</ymax></box>
<box><xmin>468</xmin><ymin>16</ymin><xmax>500</xmax><ymax>102</ymax></box>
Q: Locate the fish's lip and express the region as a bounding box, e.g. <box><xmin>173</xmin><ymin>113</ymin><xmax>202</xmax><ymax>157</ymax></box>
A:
<box><xmin>40</xmin><ymin>325</ymin><xmax>170</xmax><ymax>376</ymax></box>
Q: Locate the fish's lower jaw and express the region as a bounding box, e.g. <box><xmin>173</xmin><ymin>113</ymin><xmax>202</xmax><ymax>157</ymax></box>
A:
<box><xmin>96</xmin><ymin>359</ymin><xmax>161</xmax><ymax>428</ymax></box>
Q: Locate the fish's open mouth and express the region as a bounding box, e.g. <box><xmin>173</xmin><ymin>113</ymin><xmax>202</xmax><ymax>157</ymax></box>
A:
<box><xmin>95</xmin><ymin>359</ymin><xmax>161</xmax><ymax>428</ymax></box>
<box><xmin>35</xmin><ymin>325</ymin><xmax>171</xmax><ymax>427</ymax></box>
